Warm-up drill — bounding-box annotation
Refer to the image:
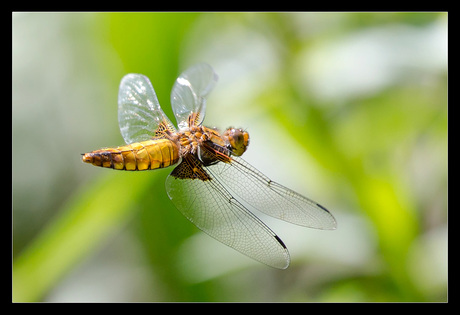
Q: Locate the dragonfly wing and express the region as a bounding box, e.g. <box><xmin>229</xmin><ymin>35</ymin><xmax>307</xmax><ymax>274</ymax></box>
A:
<box><xmin>165</xmin><ymin>155</ymin><xmax>290</xmax><ymax>269</ymax></box>
<box><xmin>170</xmin><ymin>63</ymin><xmax>218</xmax><ymax>130</ymax></box>
<box><xmin>118</xmin><ymin>74</ymin><xmax>176</xmax><ymax>144</ymax></box>
<box><xmin>202</xmin><ymin>144</ymin><xmax>337</xmax><ymax>230</ymax></box>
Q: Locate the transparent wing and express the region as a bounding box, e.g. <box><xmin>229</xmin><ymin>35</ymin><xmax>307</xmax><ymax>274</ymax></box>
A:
<box><xmin>202</xmin><ymin>143</ymin><xmax>337</xmax><ymax>230</ymax></box>
<box><xmin>166</xmin><ymin>155</ymin><xmax>290</xmax><ymax>269</ymax></box>
<box><xmin>118</xmin><ymin>74</ymin><xmax>176</xmax><ymax>144</ymax></box>
<box><xmin>170</xmin><ymin>63</ymin><xmax>218</xmax><ymax>130</ymax></box>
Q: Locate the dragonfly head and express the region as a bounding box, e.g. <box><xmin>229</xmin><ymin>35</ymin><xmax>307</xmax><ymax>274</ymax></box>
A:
<box><xmin>223</xmin><ymin>127</ymin><xmax>249</xmax><ymax>156</ymax></box>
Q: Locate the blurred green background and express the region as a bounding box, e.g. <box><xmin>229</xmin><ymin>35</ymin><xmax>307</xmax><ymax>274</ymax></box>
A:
<box><xmin>12</xmin><ymin>12</ymin><xmax>447</xmax><ymax>302</ymax></box>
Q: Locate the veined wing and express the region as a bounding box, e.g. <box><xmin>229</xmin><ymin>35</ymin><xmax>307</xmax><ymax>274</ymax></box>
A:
<box><xmin>118</xmin><ymin>74</ymin><xmax>176</xmax><ymax>145</ymax></box>
<box><xmin>170</xmin><ymin>63</ymin><xmax>218</xmax><ymax>130</ymax></box>
<box><xmin>202</xmin><ymin>143</ymin><xmax>337</xmax><ymax>230</ymax></box>
<box><xmin>165</xmin><ymin>155</ymin><xmax>290</xmax><ymax>269</ymax></box>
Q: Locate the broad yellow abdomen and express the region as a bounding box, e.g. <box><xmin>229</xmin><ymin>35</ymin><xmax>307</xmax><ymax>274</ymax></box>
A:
<box><xmin>82</xmin><ymin>139</ymin><xmax>180</xmax><ymax>171</ymax></box>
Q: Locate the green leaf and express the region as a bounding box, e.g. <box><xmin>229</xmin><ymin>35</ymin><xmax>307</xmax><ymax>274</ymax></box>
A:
<box><xmin>13</xmin><ymin>172</ymin><xmax>151</xmax><ymax>302</ymax></box>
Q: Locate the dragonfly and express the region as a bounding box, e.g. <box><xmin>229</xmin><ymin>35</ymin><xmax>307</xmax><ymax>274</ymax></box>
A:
<box><xmin>82</xmin><ymin>63</ymin><xmax>336</xmax><ymax>269</ymax></box>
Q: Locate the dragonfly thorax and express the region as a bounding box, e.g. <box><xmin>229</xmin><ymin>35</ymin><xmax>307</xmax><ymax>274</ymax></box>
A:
<box><xmin>174</xmin><ymin>125</ymin><xmax>224</xmax><ymax>157</ymax></box>
<box><xmin>171</xmin><ymin>124</ymin><xmax>249</xmax><ymax>166</ymax></box>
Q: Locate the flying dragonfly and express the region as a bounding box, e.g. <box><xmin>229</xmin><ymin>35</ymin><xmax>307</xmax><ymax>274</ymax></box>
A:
<box><xmin>82</xmin><ymin>63</ymin><xmax>337</xmax><ymax>269</ymax></box>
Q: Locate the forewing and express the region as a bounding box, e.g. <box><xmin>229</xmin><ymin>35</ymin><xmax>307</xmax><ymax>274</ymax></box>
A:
<box><xmin>118</xmin><ymin>74</ymin><xmax>176</xmax><ymax>144</ymax></box>
<box><xmin>170</xmin><ymin>63</ymin><xmax>218</xmax><ymax>130</ymax></box>
<box><xmin>165</xmin><ymin>155</ymin><xmax>290</xmax><ymax>269</ymax></box>
<box><xmin>202</xmin><ymin>144</ymin><xmax>337</xmax><ymax>230</ymax></box>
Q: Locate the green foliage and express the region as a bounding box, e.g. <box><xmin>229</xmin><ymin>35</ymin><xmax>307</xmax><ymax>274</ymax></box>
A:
<box><xmin>13</xmin><ymin>172</ymin><xmax>151</xmax><ymax>301</ymax></box>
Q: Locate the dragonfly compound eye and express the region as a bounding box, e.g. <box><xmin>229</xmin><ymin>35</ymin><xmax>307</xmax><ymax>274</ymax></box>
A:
<box><xmin>224</xmin><ymin>128</ymin><xmax>249</xmax><ymax>156</ymax></box>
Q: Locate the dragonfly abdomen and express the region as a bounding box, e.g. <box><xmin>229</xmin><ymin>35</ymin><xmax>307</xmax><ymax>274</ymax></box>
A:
<box><xmin>82</xmin><ymin>139</ymin><xmax>180</xmax><ymax>171</ymax></box>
